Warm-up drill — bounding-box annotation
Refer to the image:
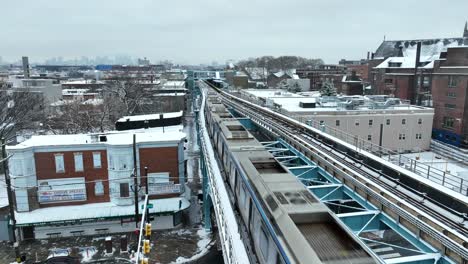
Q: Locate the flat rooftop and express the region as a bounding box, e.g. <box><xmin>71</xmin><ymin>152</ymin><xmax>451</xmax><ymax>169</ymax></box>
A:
<box><xmin>8</xmin><ymin>125</ymin><xmax>186</xmax><ymax>150</ymax></box>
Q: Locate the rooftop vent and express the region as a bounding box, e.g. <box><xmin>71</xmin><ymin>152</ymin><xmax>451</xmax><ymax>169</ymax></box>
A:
<box><xmin>226</xmin><ymin>125</ymin><xmax>249</xmax><ymax>139</ymax></box>
<box><xmin>283</xmin><ymin>191</ymin><xmax>307</xmax><ymax>205</ymax></box>
<box><xmin>251</xmin><ymin>158</ymin><xmax>287</xmax><ymax>174</ymax></box>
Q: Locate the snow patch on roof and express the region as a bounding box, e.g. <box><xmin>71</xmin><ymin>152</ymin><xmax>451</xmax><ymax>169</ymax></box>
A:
<box><xmin>117</xmin><ymin>111</ymin><xmax>183</xmax><ymax>122</ymax></box>
<box><xmin>8</xmin><ymin>125</ymin><xmax>185</xmax><ymax>150</ymax></box>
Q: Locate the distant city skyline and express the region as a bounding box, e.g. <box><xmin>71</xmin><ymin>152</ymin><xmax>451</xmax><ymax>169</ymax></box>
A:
<box><xmin>1</xmin><ymin>0</ymin><xmax>467</xmax><ymax>65</ymax></box>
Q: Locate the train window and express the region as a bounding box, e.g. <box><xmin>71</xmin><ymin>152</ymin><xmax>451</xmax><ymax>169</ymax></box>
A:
<box><xmin>259</xmin><ymin>226</ymin><xmax>269</xmax><ymax>260</ymax></box>
<box><xmin>240</xmin><ymin>183</ymin><xmax>246</xmax><ymax>207</ymax></box>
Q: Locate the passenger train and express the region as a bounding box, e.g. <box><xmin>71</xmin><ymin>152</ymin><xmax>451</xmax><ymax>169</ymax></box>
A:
<box><xmin>203</xmin><ymin>90</ymin><xmax>379</xmax><ymax>264</ymax></box>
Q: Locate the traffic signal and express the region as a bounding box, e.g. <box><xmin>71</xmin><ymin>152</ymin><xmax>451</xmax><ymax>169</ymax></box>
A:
<box><xmin>140</xmin><ymin>257</ymin><xmax>149</xmax><ymax>264</ymax></box>
<box><xmin>143</xmin><ymin>239</ymin><xmax>151</xmax><ymax>254</ymax></box>
<box><xmin>145</xmin><ymin>223</ymin><xmax>152</xmax><ymax>236</ymax></box>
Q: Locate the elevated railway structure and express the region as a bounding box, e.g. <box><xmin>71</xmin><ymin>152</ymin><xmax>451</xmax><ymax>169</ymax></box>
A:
<box><xmin>198</xmin><ymin>80</ymin><xmax>468</xmax><ymax>264</ymax></box>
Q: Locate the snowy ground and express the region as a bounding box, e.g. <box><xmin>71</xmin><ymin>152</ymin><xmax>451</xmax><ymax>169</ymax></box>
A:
<box><xmin>0</xmin><ymin>226</ymin><xmax>214</xmax><ymax>264</ymax></box>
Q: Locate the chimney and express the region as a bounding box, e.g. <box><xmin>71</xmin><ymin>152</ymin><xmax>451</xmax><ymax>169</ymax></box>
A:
<box><xmin>464</xmin><ymin>21</ymin><xmax>468</xmax><ymax>38</ymax></box>
<box><xmin>371</xmin><ymin>52</ymin><xmax>375</xmax><ymax>59</ymax></box>
<box><xmin>367</xmin><ymin>52</ymin><xmax>370</xmax><ymax>60</ymax></box>
<box><xmin>22</xmin><ymin>56</ymin><xmax>30</xmax><ymax>78</ymax></box>
<box><xmin>415</xmin><ymin>42</ymin><xmax>422</xmax><ymax>68</ymax></box>
<box><xmin>397</xmin><ymin>46</ymin><xmax>404</xmax><ymax>57</ymax></box>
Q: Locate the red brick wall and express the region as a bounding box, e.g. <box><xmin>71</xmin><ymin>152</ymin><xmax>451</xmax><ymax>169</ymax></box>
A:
<box><xmin>139</xmin><ymin>146</ymin><xmax>180</xmax><ymax>199</ymax></box>
<box><xmin>432</xmin><ymin>75</ymin><xmax>467</xmax><ymax>134</ymax></box>
<box><xmin>139</xmin><ymin>146</ymin><xmax>179</xmax><ymax>183</ymax></box>
<box><xmin>34</xmin><ymin>149</ymin><xmax>109</xmax><ymax>207</ymax></box>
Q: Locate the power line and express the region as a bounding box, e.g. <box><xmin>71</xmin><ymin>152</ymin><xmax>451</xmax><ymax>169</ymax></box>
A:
<box><xmin>0</xmin><ymin>174</ymin><xmax>185</xmax><ymax>190</ymax></box>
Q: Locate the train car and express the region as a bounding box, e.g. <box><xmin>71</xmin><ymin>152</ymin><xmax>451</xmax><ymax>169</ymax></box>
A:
<box><xmin>204</xmin><ymin>93</ymin><xmax>379</xmax><ymax>264</ymax></box>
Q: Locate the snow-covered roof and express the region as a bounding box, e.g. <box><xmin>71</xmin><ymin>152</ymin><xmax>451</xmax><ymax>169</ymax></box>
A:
<box><xmin>15</xmin><ymin>197</ymin><xmax>190</xmax><ymax>226</ymax></box>
<box><xmin>374</xmin><ymin>38</ymin><xmax>467</xmax><ymax>69</ymax></box>
<box><xmin>62</xmin><ymin>89</ymin><xmax>90</xmax><ymax>94</ymax></box>
<box><xmin>375</xmin><ymin>55</ymin><xmax>434</xmax><ymax>69</ymax></box>
<box><xmin>162</xmin><ymin>81</ymin><xmax>185</xmax><ymax>88</ymax></box>
<box><xmin>117</xmin><ymin>111</ymin><xmax>183</xmax><ymax>122</ymax></box>
<box><xmin>374</xmin><ymin>38</ymin><xmax>466</xmax><ymax>58</ymax></box>
<box><xmin>271</xmin><ymin>69</ymin><xmax>297</xmax><ymax>79</ymax></box>
<box><xmin>153</xmin><ymin>93</ymin><xmax>186</xmax><ymax>97</ymax></box>
<box><xmin>62</xmin><ymin>80</ymin><xmax>105</xmax><ymax>85</ymax></box>
<box><xmin>243</xmin><ymin>89</ymin><xmax>302</xmax><ymax>99</ymax></box>
<box><xmin>244</xmin><ymin>67</ymin><xmax>268</xmax><ymax>80</ymax></box>
<box><xmin>7</xmin><ymin>125</ymin><xmax>185</xmax><ymax>150</ymax></box>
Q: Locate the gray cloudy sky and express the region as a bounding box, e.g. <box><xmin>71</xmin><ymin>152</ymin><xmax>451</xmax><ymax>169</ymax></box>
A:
<box><xmin>1</xmin><ymin>0</ymin><xmax>467</xmax><ymax>64</ymax></box>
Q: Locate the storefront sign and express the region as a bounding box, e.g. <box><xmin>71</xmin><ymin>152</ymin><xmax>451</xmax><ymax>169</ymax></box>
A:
<box><xmin>148</xmin><ymin>182</ymin><xmax>181</xmax><ymax>195</ymax></box>
<box><xmin>38</xmin><ymin>188</ymin><xmax>87</xmax><ymax>203</ymax></box>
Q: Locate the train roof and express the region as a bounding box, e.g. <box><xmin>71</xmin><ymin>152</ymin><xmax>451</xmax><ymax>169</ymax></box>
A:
<box><xmin>210</xmin><ymin>107</ymin><xmax>376</xmax><ymax>263</ymax></box>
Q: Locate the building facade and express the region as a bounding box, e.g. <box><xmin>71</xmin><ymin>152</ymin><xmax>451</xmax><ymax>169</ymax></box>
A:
<box><xmin>7</xmin><ymin>126</ymin><xmax>188</xmax><ymax>239</ymax></box>
<box><xmin>431</xmin><ymin>46</ymin><xmax>468</xmax><ymax>147</ymax></box>
<box><xmin>240</xmin><ymin>89</ymin><xmax>434</xmax><ymax>152</ymax></box>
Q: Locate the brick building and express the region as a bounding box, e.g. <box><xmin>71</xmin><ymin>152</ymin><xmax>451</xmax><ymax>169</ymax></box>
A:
<box><xmin>369</xmin><ymin>23</ymin><xmax>468</xmax><ymax>104</ymax></box>
<box><xmin>296</xmin><ymin>65</ymin><xmax>346</xmax><ymax>91</ymax></box>
<box><xmin>431</xmin><ymin>46</ymin><xmax>468</xmax><ymax>147</ymax></box>
<box><xmin>7</xmin><ymin>126</ymin><xmax>188</xmax><ymax>239</ymax></box>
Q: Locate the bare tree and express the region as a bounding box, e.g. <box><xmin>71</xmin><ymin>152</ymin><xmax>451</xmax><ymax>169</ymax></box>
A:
<box><xmin>103</xmin><ymin>77</ymin><xmax>150</xmax><ymax>116</ymax></box>
<box><xmin>46</xmin><ymin>99</ymin><xmax>114</xmax><ymax>134</ymax></box>
<box><xmin>0</xmin><ymin>84</ymin><xmax>45</xmax><ymax>140</ymax></box>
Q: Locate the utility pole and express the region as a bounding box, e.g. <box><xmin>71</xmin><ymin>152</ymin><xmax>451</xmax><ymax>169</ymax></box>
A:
<box><xmin>133</xmin><ymin>134</ymin><xmax>139</xmax><ymax>228</ymax></box>
<box><xmin>144</xmin><ymin>167</ymin><xmax>149</xmax><ymax>223</ymax></box>
<box><xmin>2</xmin><ymin>138</ymin><xmax>20</xmax><ymax>262</ymax></box>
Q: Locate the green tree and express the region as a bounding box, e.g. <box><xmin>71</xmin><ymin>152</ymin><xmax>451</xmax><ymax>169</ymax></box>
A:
<box><xmin>320</xmin><ymin>80</ymin><xmax>337</xmax><ymax>96</ymax></box>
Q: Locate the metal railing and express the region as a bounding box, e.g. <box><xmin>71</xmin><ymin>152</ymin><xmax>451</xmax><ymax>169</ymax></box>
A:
<box><xmin>197</xmin><ymin>85</ymin><xmax>250</xmax><ymax>264</ymax></box>
<box><xmin>234</xmin><ymin>91</ymin><xmax>467</xmax><ymax>196</ymax></box>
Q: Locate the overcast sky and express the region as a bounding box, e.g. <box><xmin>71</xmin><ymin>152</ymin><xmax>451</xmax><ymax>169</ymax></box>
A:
<box><xmin>1</xmin><ymin>0</ymin><xmax>467</xmax><ymax>65</ymax></box>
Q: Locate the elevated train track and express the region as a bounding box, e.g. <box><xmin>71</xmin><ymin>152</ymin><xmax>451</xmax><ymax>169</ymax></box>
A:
<box><xmin>202</xmin><ymin>80</ymin><xmax>468</xmax><ymax>263</ymax></box>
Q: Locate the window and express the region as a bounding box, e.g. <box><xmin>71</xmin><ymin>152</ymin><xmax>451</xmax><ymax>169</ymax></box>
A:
<box><xmin>109</xmin><ymin>155</ymin><xmax>114</xmax><ymax>170</ymax></box>
<box><xmin>239</xmin><ymin>184</ymin><xmax>246</xmax><ymax>208</ymax></box>
<box><xmin>402</xmin><ymin>119</ymin><xmax>406</xmax><ymax>125</ymax></box>
<box><xmin>335</xmin><ymin>120</ymin><xmax>340</xmax><ymax>126</ymax></box>
<box><xmin>384</xmin><ymin>78</ymin><xmax>393</xmax><ymax>84</ymax></box>
<box><xmin>443</xmin><ymin>116</ymin><xmax>455</xmax><ymax>128</ymax></box>
<box><xmin>368</xmin><ymin>119</ymin><xmax>373</xmax><ymax>126</ymax></box>
<box><xmin>386</xmin><ymin>119</ymin><xmax>390</xmax><ymax>125</ymax></box>
<box><xmin>447</xmin><ymin>92</ymin><xmax>456</xmax><ymax>98</ymax></box>
<box><xmin>93</xmin><ymin>152</ymin><xmax>101</xmax><ymax>168</ymax></box>
<box><xmin>418</xmin><ymin>118</ymin><xmax>422</xmax><ymax>125</ymax></box>
<box><xmin>95</xmin><ymin>181</ymin><xmax>104</xmax><ymax>196</ymax></box>
<box><xmin>74</xmin><ymin>153</ymin><xmax>83</xmax><ymax>172</ymax></box>
<box><xmin>355</xmin><ymin>119</ymin><xmax>360</xmax><ymax>126</ymax></box>
<box><xmin>259</xmin><ymin>227</ymin><xmax>269</xmax><ymax>259</ymax></box>
<box><xmin>416</xmin><ymin>133</ymin><xmax>422</xmax><ymax>140</ymax></box>
<box><xmin>445</xmin><ymin>103</ymin><xmax>456</xmax><ymax>109</ymax></box>
<box><xmin>448</xmin><ymin>76</ymin><xmax>458</xmax><ymax>88</ymax></box>
<box><xmin>55</xmin><ymin>154</ymin><xmax>64</xmax><ymax>173</ymax></box>
<box><xmin>120</xmin><ymin>183</ymin><xmax>130</xmax><ymax>197</ymax></box>
<box><xmin>399</xmin><ymin>134</ymin><xmax>406</xmax><ymax>140</ymax></box>
<box><xmin>367</xmin><ymin>135</ymin><xmax>372</xmax><ymax>141</ymax></box>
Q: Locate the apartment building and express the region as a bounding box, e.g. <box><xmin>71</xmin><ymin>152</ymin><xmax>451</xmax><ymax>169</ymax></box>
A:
<box><xmin>7</xmin><ymin>126</ymin><xmax>188</xmax><ymax>239</ymax></box>
<box><xmin>240</xmin><ymin>89</ymin><xmax>433</xmax><ymax>152</ymax></box>
<box><xmin>431</xmin><ymin>46</ymin><xmax>468</xmax><ymax>147</ymax></box>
